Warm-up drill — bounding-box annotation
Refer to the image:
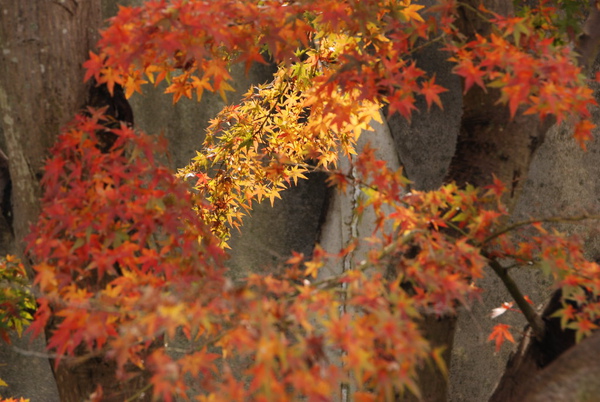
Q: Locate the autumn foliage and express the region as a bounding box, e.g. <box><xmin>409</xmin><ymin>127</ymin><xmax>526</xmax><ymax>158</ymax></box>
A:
<box><xmin>3</xmin><ymin>0</ymin><xmax>600</xmax><ymax>400</ymax></box>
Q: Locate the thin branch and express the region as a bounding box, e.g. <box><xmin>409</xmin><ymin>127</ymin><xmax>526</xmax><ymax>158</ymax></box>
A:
<box><xmin>408</xmin><ymin>34</ymin><xmax>446</xmax><ymax>55</ymax></box>
<box><xmin>480</xmin><ymin>213</ymin><xmax>600</xmax><ymax>246</ymax></box>
<box><xmin>487</xmin><ymin>257</ymin><xmax>545</xmax><ymax>341</ymax></box>
<box><xmin>456</xmin><ymin>1</ymin><xmax>492</xmax><ymax>24</ymax></box>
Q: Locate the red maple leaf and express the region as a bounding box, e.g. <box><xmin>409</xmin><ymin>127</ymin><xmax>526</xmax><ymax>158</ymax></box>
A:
<box><xmin>420</xmin><ymin>76</ymin><xmax>447</xmax><ymax>110</ymax></box>
<box><xmin>454</xmin><ymin>59</ymin><xmax>486</xmax><ymax>93</ymax></box>
<box><xmin>82</xmin><ymin>51</ymin><xmax>104</xmax><ymax>83</ymax></box>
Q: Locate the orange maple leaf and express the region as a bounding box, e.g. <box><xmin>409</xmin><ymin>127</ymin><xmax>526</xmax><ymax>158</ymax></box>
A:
<box><xmin>574</xmin><ymin>119</ymin><xmax>595</xmax><ymax>150</ymax></box>
<box><xmin>400</xmin><ymin>3</ymin><xmax>425</xmax><ymax>22</ymax></box>
<box><xmin>165</xmin><ymin>76</ymin><xmax>193</xmax><ymax>104</ymax></box>
<box><xmin>191</xmin><ymin>75</ymin><xmax>214</xmax><ymax>102</ymax></box>
<box><xmin>99</xmin><ymin>67</ymin><xmax>122</xmax><ymax>96</ymax></box>
<box><xmin>488</xmin><ymin>323</ymin><xmax>515</xmax><ymax>352</ymax></box>
<box><xmin>568</xmin><ymin>318</ymin><xmax>599</xmax><ymax>343</ymax></box>
<box><xmin>124</xmin><ymin>73</ymin><xmax>147</xmax><ymax>98</ymax></box>
<box><xmin>484</xmin><ymin>174</ymin><xmax>506</xmax><ymax>198</ymax></box>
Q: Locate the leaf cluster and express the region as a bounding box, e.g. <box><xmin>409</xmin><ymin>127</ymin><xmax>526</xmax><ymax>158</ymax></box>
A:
<box><xmin>13</xmin><ymin>0</ymin><xmax>600</xmax><ymax>400</ymax></box>
<box><xmin>0</xmin><ymin>256</ymin><xmax>34</xmax><ymax>343</ymax></box>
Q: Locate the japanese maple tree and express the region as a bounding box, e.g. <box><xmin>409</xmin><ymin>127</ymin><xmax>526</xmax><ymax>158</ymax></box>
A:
<box><xmin>4</xmin><ymin>0</ymin><xmax>600</xmax><ymax>401</ymax></box>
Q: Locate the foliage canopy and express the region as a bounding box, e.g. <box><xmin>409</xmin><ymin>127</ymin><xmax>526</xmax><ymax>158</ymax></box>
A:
<box><xmin>3</xmin><ymin>0</ymin><xmax>600</xmax><ymax>400</ymax></box>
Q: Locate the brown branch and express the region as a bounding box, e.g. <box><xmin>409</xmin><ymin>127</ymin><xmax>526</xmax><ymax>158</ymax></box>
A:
<box><xmin>480</xmin><ymin>213</ymin><xmax>600</xmax><ymax>246</ymax></box>
<box><xmin>488</xmin><ymin>257</ymin><xmax>545</xmax><ymax>341</ymax></box>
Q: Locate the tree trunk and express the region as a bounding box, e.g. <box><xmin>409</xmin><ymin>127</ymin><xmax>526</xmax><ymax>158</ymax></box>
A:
<box><xmin>514</xmin><ymin>330</ymin><xmax>600</xmax><ymax>401</ymax></box>
<box><xmin>488</xmin><ymin>290</ymin><xmax>577</xmax><ymax>401</ymax></box>
<box><xmin>0</xmin><ymin>1</ymin><xmax>101</xmax><ymax>254</ymax></box>
<box><xmin>449</xmin><ymin>3</ymin><xmax>600</xmax><ymax>401</ymax></box>
<box><xmin>449</xmin><ymin>0</ymin><xmax>550</xmax><ymax>197</ymax></box>
<box><xmin>402</xmin><ymin>1</ymin><xmax>557</xmax><ymax>400</ymax></box>
<box><xmin>0</xmin><ymin>2</ymin><xmax>151</xmax><ymax>401</ymax></box>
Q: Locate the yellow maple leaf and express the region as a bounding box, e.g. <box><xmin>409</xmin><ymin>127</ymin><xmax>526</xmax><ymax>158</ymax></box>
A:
<box><xmin>401</xmin><ymin>3</ymin><xmax>425</xmax><ymax>22</ymax></box>
<box><xmin>191</xmin><ymin>75</ymin><xmax>214</xmax><ymax>102</ymax></box>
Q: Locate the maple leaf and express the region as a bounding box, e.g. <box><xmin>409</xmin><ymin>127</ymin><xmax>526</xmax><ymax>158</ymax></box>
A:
<box><xmin>387</xmin><ymin>91</ymin><xmax>418</xmax><ymax>119</ymax></box>
<box><xmin>83</xmin><ymin>51</ymin><xmax>104</xmax><ymax>83</ymax></box>
<box><xmin>217</xmin><ymin>81</ymin><xmax>235</xmax><ymax>103</ymax></box>
<box><xmin>500</xmin><ymin>84</ymin><xmax>529</xmax><ymax>118</ymax></box>
<box><xmin>553</xmin><ymin>304</ymin><xmax>577</xmax><ymax>328</ymax></box>
<box><xmin>488</xmin><ymin>324</ymin><xmax>515</xmax><ymax>352</ymax></box>
<box><xmin>191</xmin><ymin>75</ymin><xmax>214</xmax><ymax>102</ymax></box>
<box><xmin>98</xmin><ymin>67</ymin><xmax>122</xmax><ymax>96</ymax></box>
<box><xmin>326</xmin><ymin>172</ymin><xmax>350</xmax><ymax>192</ymax></box>
<box><xmin>400</xmin><ymin>3</ymin><xmax>425</xmax><ymax>23</ymax></box>
<box><xmin>484</xmin><ymin>174</ymin><xmax>506</xmax><ymax>198</ymax></box>
<box><xmin>574</xmin><ymin>119</ymin><xmax>595</xmax><ymax>149</ymax></box>
<box><xmin>165</xmin><ymin>76</ymin><xmax>193</xmax><ymax>104</ymax></box>
<box><xmin>453</xmin><ymin>59</ymin><xmax>486</xmax><ymax>93</ymax></box>
<box><xmin>420</xmin><ymin>76</ymin><xmax>447</xmax><ymax>110</ymax></box>
<box><xmin>32</xmin><ymin>262</ymin><xmax>58</xmax><ymax>292</ymax></box>
<box><xmin>124</xmin><ymin>73</ymin><xmax>147</xmax><ymax>98</ymax></box>
<box><xmin>43</xmin><ymin>157</ymin><xmax>66</xmax><ymax>180</ymax></box>
<box><xmin>568</xmin><ymin>318</ymin><xmax>598</xmax><ymax>343</ymax></box>
<box><xmin>286</xmin><ymin>251</ymin><xmax>304</xmax><ymax>266</ymax></box>
<box><xmin>304</xmin><ymin>260</ymin><xmax>323</xmax><ymax>279</ymax></box>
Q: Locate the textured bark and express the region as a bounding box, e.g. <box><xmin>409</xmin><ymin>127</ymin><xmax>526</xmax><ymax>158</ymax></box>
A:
<box><xmin>576</xmin><ymin>0</ymin><xmax>600</xmax><ymax>70</ymax></box>
<box><xmin>0</xmin><ymin>0</ymin><xmax>100</xmax><ymax>259</ymax></box>
<box><xmin>516</xmin><ymin>330</ymin><xmax>600</xmax><ymax>401</ymax></box>
<box><xmin>449</xmin><ymin>0</ymin><xmax>550</xmax><ymax>203</ymax></box>
<box><xmin>0</xmin><ymin>2</ymin><xmax>153</xmax><ymax>401</ymax></box>
<box><xmin>485</xmin><ymin>3</ymin><xmax>600</xmax><ymax>400</ymax></box>
<box><xmin>403</xmin><ymin>316</ymin><xmax>456</xmax><ymax>402</ymax></box>
<box><xmin>488</xmin><ymin>291</ymin><xmax>576</xmax><ymax>402</ymax></box>
<box><xmin>447</xmin><ymin>86</ymin><xmax>551</xmax><ymax>207</ymax></box>
<box><xmin>406</xmin><ymin>2</ymin><xmax>556</xmax><ymax>400</ymax></box>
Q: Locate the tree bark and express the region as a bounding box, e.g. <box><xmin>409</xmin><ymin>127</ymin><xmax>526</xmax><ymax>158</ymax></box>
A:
<box><xmin>516</xmin><ymin>330</ymin><xmax>600</xmax><ymax>401</ymax></box>
<box><xmin>449</xmin><ymin>0</ymin><xmax>550</xmax><ymax>199</ymax></box>
<box><xmin>488</xmin><ymin>290</ymin><xmax>577</xmax><ymax>401</ymax></box>
<box><xmin>0</xmin><ymin>2</ymin><xmax>152</xmax><ymax>401</ymax></box>
<box><xmin>405</xmin><ymin>1</ymin><xmax>557</xmax><ymax>400</ymax></box>
<box><xmin>0</xmin><ymin>0</ymin><xmax>101</xmax><ymax>259</ymax></box>
<box><xmin>487</xmin><ymin>3</ymin><xmax>600</xmax><ymax>399</ymax></box>
<box><xmin>576</xmin><ymin>0</ymin><xmax>600</xmax><ymax>70</ymax></box>
<box><xmin>447</xmin><ymin>2</ymin><xmax>600</xmax><ymax>400</ymax></box>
